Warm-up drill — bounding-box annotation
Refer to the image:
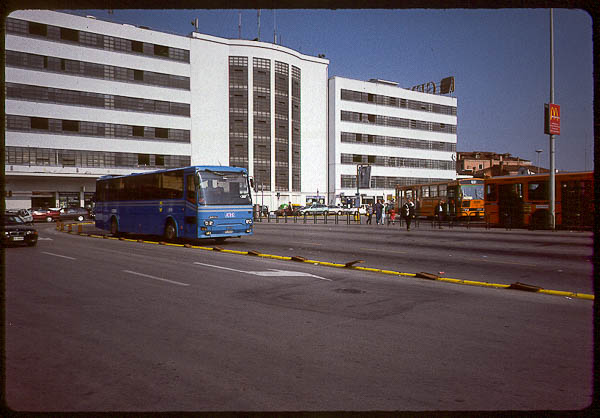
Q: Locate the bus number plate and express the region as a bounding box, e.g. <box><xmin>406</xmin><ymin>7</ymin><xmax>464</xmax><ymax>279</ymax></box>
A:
<box><xmin>225</xmin><ymin>230</ymin><xmax>233</xmax><ymax>234</ymax></box>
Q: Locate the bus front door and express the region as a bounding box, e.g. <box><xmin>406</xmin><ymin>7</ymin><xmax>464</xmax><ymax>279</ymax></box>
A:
<box><xmin>498</xmin><ymin>183</ymin><xmax>524</xmax><ymax>228</ymax></box>
<box><xmin>560</xmin><ymin>180</ymin><xmax>593</xmax><ymax>229</ymax></box>
<box><xmin>184</xmin><ymin>174</ymin><xmax>199</xmax><ymax>238</ymax></box>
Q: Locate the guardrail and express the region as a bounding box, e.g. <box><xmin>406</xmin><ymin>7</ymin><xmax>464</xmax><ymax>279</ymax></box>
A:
<box><xmin>254</xmin><ymin>212</ymin><xmax>363</xmax><ymax>225</ymax></box>
<box><xmin>252</xmin><ymin>212</ymin><xmax>495</xmax><ymax>229</ymax></box>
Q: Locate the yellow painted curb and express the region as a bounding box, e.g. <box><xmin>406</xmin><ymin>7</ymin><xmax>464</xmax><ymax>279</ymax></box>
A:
<box><xmin>64</xmin><ymin>225</ymin><xmax>594</xmax><ymax>301</ymax></box>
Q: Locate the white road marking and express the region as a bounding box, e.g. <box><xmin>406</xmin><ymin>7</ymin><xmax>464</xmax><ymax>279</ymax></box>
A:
<box><xmin>193</xmin><ymin>262</ymin><xmax>332</xmax><ymax>281</ymax></box>
<box><xmin>122</xmin><ymin>270</ymin><xmax>190</xmax><ymax>287</ymax></box>
<box><xmin>42</xmin><ymin>251</ymin><xmax>76</xmax><ymax>260</ymax></box>
<box><xmin>38</xmin><ymin>237</ymin><xmax>53</xmax><ymax>241</ymax></box>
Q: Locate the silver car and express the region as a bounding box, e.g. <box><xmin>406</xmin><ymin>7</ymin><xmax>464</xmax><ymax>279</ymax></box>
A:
<box><xmin>298</xmin><ymin>204</ymin><xmax>330</xmax><ymax>215</ymax></box>
<box><xmin>6</xmin><ymin>208</ymin><xmax>33</xmax><ymax>223</ymax></box>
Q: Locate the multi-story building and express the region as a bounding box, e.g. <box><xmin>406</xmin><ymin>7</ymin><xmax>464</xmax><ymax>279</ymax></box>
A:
<box><xmin>5</xmin><ymin>10</ymin><xmax>328</xmax><ymax>211</ymax></box>
<box><xmin>328</xmin><ymin>77</ymin><xmax>458</xmax><ymax>207</ymax></box>
<box><xmin>456</xmin><ymin>151</ymin><xmax>540</xmax><ymax>177</ymax></box>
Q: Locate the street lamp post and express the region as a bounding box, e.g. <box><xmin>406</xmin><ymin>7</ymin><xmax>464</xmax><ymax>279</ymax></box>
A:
<box><xmin>536</xmin><ymin>149</ymin><xmax>543</xmax><ymax>173</ymax></box>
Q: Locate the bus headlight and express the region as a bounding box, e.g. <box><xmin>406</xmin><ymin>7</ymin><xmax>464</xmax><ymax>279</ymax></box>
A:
<box><xmin>245</xmin><ymin>219</ymin><xmax>253</xmax><ymax>224</ymax></box>
<box><xmin>204</xmin><ymin>220</ymin><xmax>214</xmax><ymax>226</ymax></box>
<box><xmin>205</xmin><ymin>231</ymin><xmax>211</xmax><ymax>236</ymax></box>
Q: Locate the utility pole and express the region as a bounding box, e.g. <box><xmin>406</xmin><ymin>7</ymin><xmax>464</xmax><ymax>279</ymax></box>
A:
<box><xmin>549</xmin><ymin>8</ymin><xmax>556</xmax><ymax>229</ymax></box>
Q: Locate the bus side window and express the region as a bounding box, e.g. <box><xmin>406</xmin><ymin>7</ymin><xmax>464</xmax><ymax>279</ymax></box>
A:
<box><xmin>439</xmin><ymin>184</ymin><xmax>447</xmax><ymax>197</ymax></box>
<box><xmin>486</xmin><ymin>183</ymin><xmax>497</xmax><ymax>201</ymax></box>
<box><xmin>186</xmin><ymin>174</ymin><xmax>196</xmax><ymax>203</ymax></box>
<box><xmin>528</xmin><ymin>181</ymin><xmax>547</xmax><ymax>201</ymax></box>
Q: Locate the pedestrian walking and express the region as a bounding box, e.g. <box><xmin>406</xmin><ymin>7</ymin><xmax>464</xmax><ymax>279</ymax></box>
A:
<box><xmin>402</xmin><ymin>199</ymin><xmax>416</xmax><ymax>231</ymax></box>
<box><xmin>366</xmin><ymin>204</ymin><xmax>373</xmax><ymax>224</ymax></box>
<box><xmin>382</xmin><ymin>203</ymin><xmax>387</xmax><ymax>225</ymax></box>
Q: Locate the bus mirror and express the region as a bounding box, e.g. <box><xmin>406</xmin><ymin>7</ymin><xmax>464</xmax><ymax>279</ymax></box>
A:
<box><xmin>194</xmin><ymin>172</ymin><xmax>200</xmax><ymax>187</ymax></box>
<box><xmin>249</xmin><ymin>177</ymin><xmax>255</xmax><ymax>191</ymax></box>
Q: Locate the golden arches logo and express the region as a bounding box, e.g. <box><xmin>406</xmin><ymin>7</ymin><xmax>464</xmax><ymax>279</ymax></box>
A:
<box><xmin>550</xmin><ymin>105</ymin><xmax>560</xmax><ymax>119</ymax></box>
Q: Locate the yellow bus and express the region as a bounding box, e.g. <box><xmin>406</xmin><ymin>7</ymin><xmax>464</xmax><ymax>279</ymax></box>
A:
<box><xmin>395</xmin><ymin>178</ymin><xmax>484</xmax><ymax>219</ymax></box>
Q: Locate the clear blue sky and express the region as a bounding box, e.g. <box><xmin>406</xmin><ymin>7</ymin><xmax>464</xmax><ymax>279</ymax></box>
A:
<box><xmin>67</xmin><ymin>8</ymin><xmax>594</xmax><ymax>172</ymax></box>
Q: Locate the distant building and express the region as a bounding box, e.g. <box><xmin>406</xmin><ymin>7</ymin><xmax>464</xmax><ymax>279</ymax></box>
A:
<box><xmin>457</xmin><ymin>151</ymin><xmax>547</xmax><ymax>177</ymax></box>
<box><xmin>328</xmin><ymin>77</ymin><xmax>458</xmax><ymax>207</ymax></box>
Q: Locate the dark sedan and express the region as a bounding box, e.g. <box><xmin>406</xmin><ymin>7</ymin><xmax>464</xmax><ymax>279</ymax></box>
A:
<box><xmin>3</xmin><ymin>213</ymin><xmax>38</xmax><ymax>247</ymax></box>
<box><xmin>59</xmin><ymin>207</ymin><xmax>89</xmax><ymax>222</ymax></box>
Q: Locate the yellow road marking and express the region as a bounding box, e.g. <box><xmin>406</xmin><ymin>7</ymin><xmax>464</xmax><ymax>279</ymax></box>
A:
<box><xmin>61</xmin><ymin>225</ymin><xmax>594</xmax><ymax>300</ymax></box>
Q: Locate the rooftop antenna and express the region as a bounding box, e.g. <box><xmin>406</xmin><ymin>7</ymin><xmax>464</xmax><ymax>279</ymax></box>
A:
<box><xmin>238</xmin><ymin>11</ymin><xmax>241</xmax><ymax>39</ymax></box>
<box><xmin>257</xmin><ymin>10</ymin><xmax>261</xmax><ymax>41</ymax></box>
<box><xmin>191</xmin><ymin>18</ymin><xmax>198</xmax><ymax>32</ymax></box>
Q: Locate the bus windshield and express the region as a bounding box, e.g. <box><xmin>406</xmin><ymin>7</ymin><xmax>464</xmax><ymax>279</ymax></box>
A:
<box><xmin>198</xmin><ymin>170</ymin><xmax>251</xmax><ymax>205</ymax></box>
<box><xmin>461</xmin><ymin>184</ymin><xmax>484</xmax><ymax>200</ymax></box>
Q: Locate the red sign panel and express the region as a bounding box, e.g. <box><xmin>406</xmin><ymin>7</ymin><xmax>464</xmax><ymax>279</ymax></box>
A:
<box><xmin>548</xmin><ymin>103</ymin><xmax>560</xmax><ymax>135</ymax></box>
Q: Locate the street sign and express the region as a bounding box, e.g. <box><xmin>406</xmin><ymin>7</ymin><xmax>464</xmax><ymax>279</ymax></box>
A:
<box><xmin>544</xmin><ymin>103</ymin><xmax>560</xmax><ymax>135</ymax></box>
<box><xmin>358</xmin><ymin>165</ymin><xmax>371</xmax><ymax>189</ymax></box>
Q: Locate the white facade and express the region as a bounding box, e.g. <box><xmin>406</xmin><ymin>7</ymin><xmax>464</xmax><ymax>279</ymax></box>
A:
<box><xmin>328</xmin><ymin>77</ymin><xmax>458</xmax><ymax>206</ymax></box>
<box><xmin>4</xmin><ymin>10</ymin><xmax>328</xmax><ymax>212</ymax></box>
<box><xmin>5</xmin><ymin>10</ymin><xmax>192</xmax><ymax>209</ymax></box>
<box><xmin>188</xmin><ymin>32</ymin><xmax>328</xmax><ymax>210</ymax></box>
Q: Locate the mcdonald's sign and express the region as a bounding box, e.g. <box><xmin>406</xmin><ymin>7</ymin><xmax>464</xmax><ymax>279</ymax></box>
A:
<box><xmin>544</xmin><ymin>103</ymin><xmax>561</xmax><ymax>135</ymax></box>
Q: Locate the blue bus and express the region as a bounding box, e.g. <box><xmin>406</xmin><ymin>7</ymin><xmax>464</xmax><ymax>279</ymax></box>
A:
<box><xmin>95</xmin><ymin>166</ymin><xmax>253</xmax><ymax>243</ymax></box>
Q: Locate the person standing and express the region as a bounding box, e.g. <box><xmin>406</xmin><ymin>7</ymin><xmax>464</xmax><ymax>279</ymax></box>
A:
<box><xmin>435</xmin><ymin>200</ymin><xmax>444</xmax><ymax>229</ymax></box>
<box><xmin>375</xmin><ymin>200</ymin><xmax>383</xmax><ymax>225</ymax></box>
<box><xmin>366</xmin><ymin>204</ymin><xmax>373</xmax><ymax>224</ymax></box>
<box><xmin>402</xmin><ymin>199</ymin><xmax>415</xmax><ymax>231</ymax></box>
<box><xmin>381</xmin><ymin>202</ymin><xmax>387</xmax><ymax>225</ymax></box>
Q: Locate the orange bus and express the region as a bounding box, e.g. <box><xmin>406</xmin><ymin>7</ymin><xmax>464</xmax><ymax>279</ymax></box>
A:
<box><xmin>395</xmin><ymin>178</ymin><xmax>485</xmax><ymax>219</ymax></box>
<box><xmin>484</xmin><ymin>171</ymin><xmax>593</xmax><ymax>229</ymax></box>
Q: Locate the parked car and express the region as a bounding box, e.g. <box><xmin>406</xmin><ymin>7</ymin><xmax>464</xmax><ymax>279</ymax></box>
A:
<box><xmin>298</xmin><ymin>204</ymin><xmax>330</xmax><ymax>215</ymax></box>
<box><xmin>6</xmin><ymin>208</ymin><xmax>33</xmax><ymax>223</ymax></box>
<box><xmin>327</xmin><ymin>205</ymin><xmax>345</xmax><ymax>215</ymax></box>
<box><xmin>3</xmin><ymin>212</ymin><xmax>38</xmax><ymax>247</ymax></box>
<box><xmin>32</xmin><ymin>208</ymin><xmax>61</xmax><ymax>222</ymax></box>
<box><xmin>59</xmin><ymin>207</ymin><xmax>89</xmax><ymax>222</ymax></box>
<box><xmin>341</xmin><ymin>206</ymin><xmax>360</xmax><ymax>215</ymax></box>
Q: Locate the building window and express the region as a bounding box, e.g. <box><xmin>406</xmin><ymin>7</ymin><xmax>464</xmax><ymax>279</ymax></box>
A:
<box><xmin>131</xmin><ymin>40</ymin><xmax>143</xmax><ymax>53</ymax></box>
<box><xmin>134</xmin><ymin>69</ymin><xmax>144</xmax><ymax>81</ymax></box>
<box><xmin>132</xmin><ymin>126</ymin><xmax>145</xmax><ymax>137</ymax></box>
<box><xmin>28</xmin><ymin>22</ymin><xmax>47</xmax><ymax>36</ymax></box>
<box><xmin>62</xmin><ymin>120</ymin><xmax>79</xmax><ymax>132</ymax></box>
<box><xmin>60</xmin><ymin>27</ymin><xmax>79</xmax><ymax>42</ymax></box>
<box><xmin>155</xmin><ymin>128</ymin><xmax>168</xmax><ymax>139</ymax></box>
<box><xmin>31</xmin><ymin>117</ymin><xmax>49</xmax><ymax>130</ymax></box>
<box><xmin>155</xmin><ymin>155</ymin><xmax>165</xmax><ymax>166</ymax></box>
<box><xmin>138</xmin><ymin>154</ymin><xmax>150</xmax><ymax>166</ymax></box>
<box><xmin>154</xmin><ymin>44</ymin><xmax>169</xmax><ymax>57</ymax></box>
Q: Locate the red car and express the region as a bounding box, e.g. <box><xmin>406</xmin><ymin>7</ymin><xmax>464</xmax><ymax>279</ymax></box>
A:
<box><xmin>32</xmin><ymin>208</ymin><xmax>61</xmax><ymax>222</ymax></box>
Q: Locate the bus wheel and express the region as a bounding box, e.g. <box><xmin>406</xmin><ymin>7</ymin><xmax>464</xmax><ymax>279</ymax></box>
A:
<box><xmin>110</xmin><ymin>217</ymin><xmax>119</xmax><ymax>236</ymax></box>
<box><xmin>164</xmin><ymin>220</ymin><xmax>177</xmax><ymax>241</ymax></box>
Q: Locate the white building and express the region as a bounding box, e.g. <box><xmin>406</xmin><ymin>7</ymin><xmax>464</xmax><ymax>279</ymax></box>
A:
<box><xmin>5</xmin><ymin>10</ymin><xmax>328</xmax><ymax>211</ymax></box>
<box><xmin>328</xmin><ymin>77</ymin><xmax>458</xmax><ymax>207</ymax></box>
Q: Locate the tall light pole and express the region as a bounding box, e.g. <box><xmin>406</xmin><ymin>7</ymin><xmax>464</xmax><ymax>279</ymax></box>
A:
<box><xmin>549</xmin><ymin>8</ymin><xmax>556</xmax><ymax>230</ymax></box>
<box><xmin>536</xmin><ymin>149</ymin><xmax>543</xmax><ymax>173</ymax></box>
